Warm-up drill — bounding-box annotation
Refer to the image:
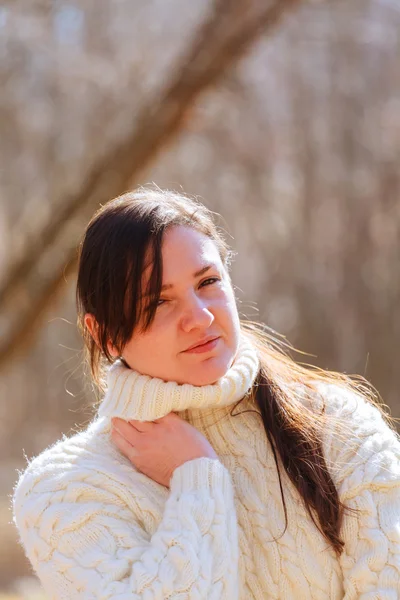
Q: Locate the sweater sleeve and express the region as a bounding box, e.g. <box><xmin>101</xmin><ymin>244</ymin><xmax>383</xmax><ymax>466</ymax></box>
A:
<box><xmin>320</xmin><ymin>384</ymin><xmax>400</xmax><ymax>599</ymax></box>
<box><xmin>12</xmin><ymin>454</ymin><xmax>240</xmax><ymax>600</ymax></box>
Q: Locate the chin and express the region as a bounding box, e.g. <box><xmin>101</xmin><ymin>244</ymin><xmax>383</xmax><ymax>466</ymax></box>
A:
<box><xmin>185</xmin><ymin>353</ymin><xmax>235</xmax><ymax>386</ymax></box>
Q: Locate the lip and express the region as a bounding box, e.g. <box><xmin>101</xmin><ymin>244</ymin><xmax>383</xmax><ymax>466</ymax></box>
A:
<box><xmin>183</xmin><ymin>336</ymin><xmax>221</xmax><ymax>353</ymax></box>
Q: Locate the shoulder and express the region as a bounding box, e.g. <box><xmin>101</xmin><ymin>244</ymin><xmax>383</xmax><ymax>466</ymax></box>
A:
<box><xmin>301</xmin><ymin>380</ymin><xmax>400</xmax><ymax>495</ymax></box>
<box><xmin>291</xmin><ymin>377</ymin><xmax>379</xmax><ymax>416</ymax></box>
<box><xmin>306</xmin><ymin>379</ymin><xmax>395</xmax><ymax>439</ymax></box>
<box><xmin>291</xmin><ymin>377</ymin><xmax>393</xmax><ymax>431</ymax></box>
<box><xmin>12</xmin><ymin>430</ymin><xmax>83</xmax><ymax>510</ymax></box>
<box><xmin>12</xmin><ymin>419</ymin><xmax>162</xmax><ymax>545</ymax></box>
<box><xmin>12</xmin><ymin>418</ymin><xmax>158</xmax><ymax>501</ymax></box>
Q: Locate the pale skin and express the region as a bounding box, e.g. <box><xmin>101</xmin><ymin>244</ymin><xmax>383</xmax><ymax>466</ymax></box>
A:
<box><xmin>85</xmin><ymin>225</ymin><xmax>241</xmax><ymax>487</ymax></box>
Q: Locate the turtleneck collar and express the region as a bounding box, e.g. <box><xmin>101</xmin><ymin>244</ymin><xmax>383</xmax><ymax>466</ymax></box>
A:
<box><xmin>97</xmin><ymin>333</ymin><xmax>260</xmax><ymax>422</ymax></box>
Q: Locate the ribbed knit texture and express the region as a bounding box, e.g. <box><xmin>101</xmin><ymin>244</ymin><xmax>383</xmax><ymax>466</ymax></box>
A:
<box><xmin>98</xmin><ymin>334</ymin><xmax>259</xmax><ymax>422</ymax></box>
<box><xmin>12</xmin><ymin>334</ymin><xmax>400</xmax><ymax>599</ymax></box>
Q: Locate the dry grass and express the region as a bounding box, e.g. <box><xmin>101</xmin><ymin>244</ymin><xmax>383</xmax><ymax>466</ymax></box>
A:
<box><xmin>0</xmin><ymin>596</ymin><xmax>46</xmax><ymax>600</ymax></box>
<box><xmin>0</xmin><ymin>577</ymin><xmax>46</xmax><ymax>600</ymax></box>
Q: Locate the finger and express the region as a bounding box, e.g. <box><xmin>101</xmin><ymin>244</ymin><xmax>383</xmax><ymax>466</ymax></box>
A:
<box><xmin>153</xmin><ymin>411</ymin><xmax>179</xmax><ymax>424</ymax></box>
<box><xmin>111</xmin><ymin>428</ymin><xmax>139</xmax><ymax>459</ymax></box>
<box><xmin>112</xmin><ymin>418</ymin><xmax>141</xmax><ymax>440</ymax></box>
<box><xmin>128</xmin><ymin>419</ymin><xmax>157</xmax><ymax>432</ymax></box>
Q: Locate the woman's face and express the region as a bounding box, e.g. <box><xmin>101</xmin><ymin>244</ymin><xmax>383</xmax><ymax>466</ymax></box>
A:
<box><xmin>89</xmin><ymin>225</ymin><xmax>241</xmax><ymax>385</ymax></box>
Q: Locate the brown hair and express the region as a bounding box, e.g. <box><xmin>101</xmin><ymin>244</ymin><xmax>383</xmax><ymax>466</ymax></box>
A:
<box><xmin>76</xmin><ymin>185</ymin><xmax>394</xmax><ymax>555</ymax></box>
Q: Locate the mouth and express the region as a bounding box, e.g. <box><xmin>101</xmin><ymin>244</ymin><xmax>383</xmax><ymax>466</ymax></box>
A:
<box><xmin>182</xmin><ymin>336</ymin><xmax>221</xmax><ymax>354</ymax></box>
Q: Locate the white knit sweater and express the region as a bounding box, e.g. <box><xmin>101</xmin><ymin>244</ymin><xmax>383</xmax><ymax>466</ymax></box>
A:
<box><xmin>12</xmin><ymin>336</ymin><xmax>400</xmax><ymax>599</ymax></box>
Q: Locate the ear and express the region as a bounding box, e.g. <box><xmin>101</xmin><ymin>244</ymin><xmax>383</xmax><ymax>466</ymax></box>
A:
<box><xmin>84</xmin><ymin>313</ymin><xmax>99</xmax><ymax>345</ymax></box>
<box><xmin>84</xmin><ymin>313</ymin><xmax>119</xmax><ymax>357</ymax></box>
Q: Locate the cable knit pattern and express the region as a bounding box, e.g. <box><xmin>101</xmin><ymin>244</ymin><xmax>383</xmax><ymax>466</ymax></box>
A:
<box><xmin>12</xmin><ymin>336</ymin><xmax>400</xmax><ymax>599</ymax></box>
<box><xmin>318</xmin><ymin>383</ymin><xmax>400</xmax><ymax>598</ymax></box>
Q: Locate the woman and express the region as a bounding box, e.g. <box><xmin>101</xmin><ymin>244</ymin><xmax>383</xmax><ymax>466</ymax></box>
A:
<box><xmin>12</xmin><ymin>187</ymin><xmax>400</xmax><ymax>599</ymax></box>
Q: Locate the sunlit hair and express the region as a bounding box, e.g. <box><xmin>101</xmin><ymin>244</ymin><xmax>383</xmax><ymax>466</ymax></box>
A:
<box><xmin>76</xmin><ymin>184</ymin><xmax>396</xmax><ymax>556</ymax></box>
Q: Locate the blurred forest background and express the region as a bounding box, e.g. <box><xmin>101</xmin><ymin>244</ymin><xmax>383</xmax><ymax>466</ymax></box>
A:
<box><xmin>1</xmin><ymin>0</ymin><xmax>400</xmax><ymax>596</ymax></box>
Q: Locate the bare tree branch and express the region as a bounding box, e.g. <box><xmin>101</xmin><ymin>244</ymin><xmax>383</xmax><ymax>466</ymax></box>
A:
<box><xmin>0</xmin><ymin>0</ymin><xmax>300</xmax><ymax>366</ymax></box>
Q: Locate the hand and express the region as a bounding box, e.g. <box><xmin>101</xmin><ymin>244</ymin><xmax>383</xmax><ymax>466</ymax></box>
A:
<box><xmin>111</xmin><ymin>412</ymin><xmax>219</xmax><ymax>488</ymax></box>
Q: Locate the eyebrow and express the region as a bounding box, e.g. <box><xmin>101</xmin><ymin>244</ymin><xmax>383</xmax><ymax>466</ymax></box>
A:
<box><xmin>160</xmin><ymin>264</ymin><xmax>213</xmax><ymax>291</ymax></box>
<box><xmin>140</xmin><ymin>264</ymin><xmax>218</xmax><ymax>302</ymax></box>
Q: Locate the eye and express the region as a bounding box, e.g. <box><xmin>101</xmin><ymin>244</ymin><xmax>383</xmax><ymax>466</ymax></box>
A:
<box><xmin>200</xmin><ymin>277</ymin><xmax>220</xmax><ymax>287</ymax></box>
<box><xmin>148</xmin><ymin>278</ymin><xmax>220</xmax><ymax>311</ymax></box>
<box><xmin>144</xmin><ymin>298</ymin><xmax>166</xmax><ymax>312</ymax></box>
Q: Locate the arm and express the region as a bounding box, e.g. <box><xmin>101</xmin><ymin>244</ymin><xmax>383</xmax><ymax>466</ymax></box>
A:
<box><xmin>321</xmin><ymin>384</ymin><xmax>400</xmax><ymax>599</ymax></box>
<box><xmin>13</xmin><ymin>455</ymin><xmax>239</xmax><ymax>600</ymax></box>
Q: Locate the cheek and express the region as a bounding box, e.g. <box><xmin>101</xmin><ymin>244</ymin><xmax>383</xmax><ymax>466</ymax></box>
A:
<box><xmin>222</xmin><ymin>278</ymin><xmax>238</xmax><ymax>307</ymax></box>
<box><xmin>127</xmin><ymin>321</ymin><xmax>171</xmax><ymax>354</ymax></box>
<box><xmin>214</xmin><ymin>286</ymin><xmax>239</xmax><ymax>326</ymax></box>
<box><xmin>124</xmin><ymin>330</ymin><xmax>171</xmax><ymax>371</ymax></box>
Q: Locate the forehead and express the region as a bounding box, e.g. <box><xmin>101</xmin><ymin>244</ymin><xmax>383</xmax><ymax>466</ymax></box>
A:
<box><xmin>141</xmin><ymin>225</ymin><xmax>222</xmax><ymax>285</ymax></box>
<box><xmin>162</xmin><ymin>225</ymin><xmax>220</xmax><ymax>267</ymax></box>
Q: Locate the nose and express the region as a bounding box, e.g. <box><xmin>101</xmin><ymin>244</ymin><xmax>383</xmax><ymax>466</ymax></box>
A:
<box><xmin>180</xmin><ymin>295</ymin><xmax>214</xmax><ymax>333</ymax></box>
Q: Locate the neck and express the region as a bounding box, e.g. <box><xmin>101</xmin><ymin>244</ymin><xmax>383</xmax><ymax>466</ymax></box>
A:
<box><xmin>97</xmin><ymin>333</ymin><xmax>260</xmax><ymax>422</ymax></box>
